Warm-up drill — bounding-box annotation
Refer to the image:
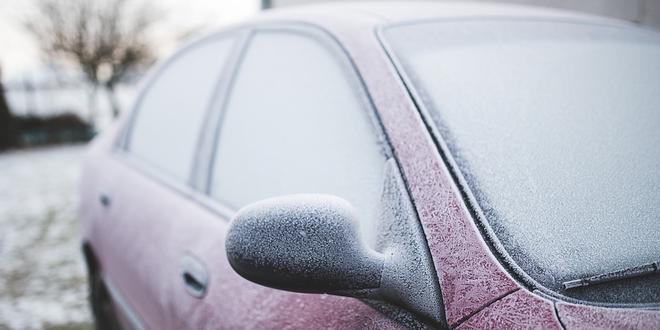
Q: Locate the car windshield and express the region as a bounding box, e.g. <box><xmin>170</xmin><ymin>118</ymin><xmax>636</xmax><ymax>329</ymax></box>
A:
<box><xmin>384</xmin><ymin>20</ymin><xmax>660</xmax><ymax>303</ymax></box>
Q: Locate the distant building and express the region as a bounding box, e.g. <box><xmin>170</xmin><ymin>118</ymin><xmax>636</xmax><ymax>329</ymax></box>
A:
<box><xmin>262</xmin><ymin>0</ymin><xmax>660</xmax><ymax>30</ymax></box>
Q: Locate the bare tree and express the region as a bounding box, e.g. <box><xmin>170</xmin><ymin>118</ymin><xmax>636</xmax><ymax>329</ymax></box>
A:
<box><xmin>24</xmin><ymin>0</ymin><xmax>160</xmax><ymax>121</ymax></box>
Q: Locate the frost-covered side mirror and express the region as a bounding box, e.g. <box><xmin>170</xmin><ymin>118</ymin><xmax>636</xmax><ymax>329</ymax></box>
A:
<box><xmin>225</xmin><ymin>194</ymin><xmax>384</xmax><ymax>296</ymax></box>
<box><xmin>225</xmin><ymin>161</ymin><xmax>446</xmax><ymax>326</ymax></box>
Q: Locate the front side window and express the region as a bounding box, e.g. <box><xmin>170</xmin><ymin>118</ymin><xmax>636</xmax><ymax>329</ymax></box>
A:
<box><xmin>384</xmin><ymin>20</ymin><xmax>660</xmax><ymax>303</ymax></box>
<box><xmin>128</xmin><ymin>37</ymin><xmax>235</xmax><ymax>182</ymax></box>
<box><xmin>210</xmin><ymin>31</ymin><xmax>386</xmax><ymax>246</ymax></box>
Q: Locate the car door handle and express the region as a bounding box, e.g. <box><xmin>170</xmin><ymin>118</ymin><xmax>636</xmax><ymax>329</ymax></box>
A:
<box><xmin>99</xmin><ymin>193</ymin><xmax>111</xmax><ymax>208</ymax></box>
<box><xmin>181</xmin><ymin>254</ymin><xmax>208</xmax><ymax>298</ymax></box>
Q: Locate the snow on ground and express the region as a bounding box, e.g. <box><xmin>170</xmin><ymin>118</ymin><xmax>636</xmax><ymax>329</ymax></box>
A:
<box><xmin>0</xmin><ymin>145</ymin><xmax>92</xmax><ymax>330</ymax></box>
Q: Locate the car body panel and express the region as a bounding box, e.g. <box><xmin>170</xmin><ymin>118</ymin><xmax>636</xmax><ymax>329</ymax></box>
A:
<box><xmin>83</xmin><ymin>154</ymin><xmax>180</xmax><ymax>328</ymax></box>
<box><xmin>455</xmin><ymin>290</ymin><xmax>560</xmax><ymax>330</ymax></box>
<box><xmin>82</xmin><ymin>133</ymin><xmax>404</xmax><ymax>329</ymax></box>
<box><xmin>81</xmin><ymin>14</ymin><xmax>407</xmax><ymax>330</ymax></box>
<box><xmin>84</xmin><ymin>151</ymin><xmax>405</xmax><ymax>329</ymax></box>
<box><xmin>293</xmin><ymin>8</ymin><xmax>522</xmax><ymax>327</ymax></box>
<box><xmin>268</xmin><ymin>5</ymin><xmax>656</xmax><ymax>328</ymax></box>
<box><xmin>79</xmin><ymin>2</ymin><xmax>660</xmax><ymax>329</ymax></box>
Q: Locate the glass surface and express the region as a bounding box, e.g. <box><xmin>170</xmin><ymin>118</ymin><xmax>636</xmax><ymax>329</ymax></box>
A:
<box><xmin>128</xmin><ymin>37</ymin><xmax>235</xmax><ymax>182</ymax></box>
<box><xmin>385</xmin><ymin>21</ymin><xmax>660</xmax><ymax>295</ymax></box>
<box><xmin>211</xmin><ymin>32</ymin><xmax>386</xmax><ymax>247</ymax></box>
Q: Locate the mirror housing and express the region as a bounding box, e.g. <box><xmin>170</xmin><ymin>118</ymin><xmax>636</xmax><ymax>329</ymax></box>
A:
<box><xmin>225</xmin><ymin>161</ymin><xmax>446</xmax><ymax>326</ymax></box>
<box><xmin>225</xmin><ymin>194</ymin><xmax>384</xmax><ymax>296</ymax></box>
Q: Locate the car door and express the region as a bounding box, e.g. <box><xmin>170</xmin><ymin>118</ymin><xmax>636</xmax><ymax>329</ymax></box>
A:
<box><xmin>95</xmin><ymin>35</ymin><xmax>239</xmax><ymax>328</ymax></box>
<box><xmin>167</xmin><ymin>25</ymin><xmax>441</xmax><ymax>328</ymax></box>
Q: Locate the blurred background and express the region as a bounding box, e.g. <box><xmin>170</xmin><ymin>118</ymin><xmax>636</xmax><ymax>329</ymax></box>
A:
<box><xmin>0</xmin><ymin>0</ymin><xmax>658</xmax><ymax>329</ymax></box>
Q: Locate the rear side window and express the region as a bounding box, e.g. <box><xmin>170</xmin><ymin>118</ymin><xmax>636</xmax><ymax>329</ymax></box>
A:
<box><xmin>128</xmin><ymin>37</ymin><xmax>235</xmax><ymax>182</ymax></box>
<box><xmin>210</xmin><ymin>31</ymin><xmax>386</xmax><ymax>246</ymax></box>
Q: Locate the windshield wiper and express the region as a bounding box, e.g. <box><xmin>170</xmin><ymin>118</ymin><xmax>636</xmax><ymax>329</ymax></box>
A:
<box><xmin>563</xmin><ymin>261</ymin><xmax>660</xmax><ymax>290</ymax></box>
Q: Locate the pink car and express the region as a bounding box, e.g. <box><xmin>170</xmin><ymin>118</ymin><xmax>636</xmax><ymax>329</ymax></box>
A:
<box><xmin>80</xmin><ymin>2</ymin><xmax>660</xmax><ymax>329</ymax></box>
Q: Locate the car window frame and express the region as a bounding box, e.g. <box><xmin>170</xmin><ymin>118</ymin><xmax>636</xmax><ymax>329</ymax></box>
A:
<box><xmin>111</xmin><ymin>21</ymin><xmax>395</xmax><ymax>223</ymax></box>
<box><xmin>110</xmin><ymin>29</ymin><xmax>249</xmax><ymax>206</ymax></box>
<box><xmin>202</xmin><ymin>22</ymin><xmax>394</xmax><ymax>215</ymax></box>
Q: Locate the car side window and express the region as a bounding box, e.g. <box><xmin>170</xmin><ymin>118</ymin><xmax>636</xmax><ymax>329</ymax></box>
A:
<box><xmin>127</xmin><ymin>37</ymin><xmax>235</xmax><ymax>183</ymax></box>
<box><xmin>210</xmin><ymin>30</ymin><xmax>386</xmax><ymax>245</ymax></box>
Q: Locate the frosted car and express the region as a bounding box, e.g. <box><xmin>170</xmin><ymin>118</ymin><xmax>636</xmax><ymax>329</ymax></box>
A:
<box><xmin>80</xmin><ymin>2</ymin><xmax>660</xmax><ymax>329</ymax></box>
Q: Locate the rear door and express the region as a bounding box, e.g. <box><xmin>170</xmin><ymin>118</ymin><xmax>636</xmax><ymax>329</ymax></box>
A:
<box><xmin>97</xmin><ymin>34</ymin><xmax>239</xmax><ymax>328</ymax></box>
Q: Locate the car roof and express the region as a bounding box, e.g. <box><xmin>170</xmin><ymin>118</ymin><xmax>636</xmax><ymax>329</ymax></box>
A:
<box><xmin>252</xmin><ymin>1</ymin><xmax>630</xmax><ymax>31</ymax></box>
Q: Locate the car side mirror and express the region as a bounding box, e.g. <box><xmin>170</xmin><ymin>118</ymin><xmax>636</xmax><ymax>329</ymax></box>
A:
<box><xmin>225</xmin><ymin>194</ymin><xmax>384</xmax><ymax>296</ymax></box>
<box><xmin>225</xmin><ymin>161</ymin><xmax>446</xmax><ymax>326</ymax></box>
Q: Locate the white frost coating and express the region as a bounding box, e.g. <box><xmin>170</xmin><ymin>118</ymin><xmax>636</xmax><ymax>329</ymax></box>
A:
<box><xmin>227</xmin><ymin>194</ymin><xmax>385</xmax><ymax>293</ymax></box>
<box><xmin>211</xmin><ymin>32</ymin><xmax>386</xmax><ymax>248</ymax></box>
<box><xmin>129</xmin><ymin>37</ymin><xmax>235</xmax><ymax>181</ymax></box>
<box><xmin>389</xmin><ymin>21</ymin><xmax>660</xmax><ymax>289</ymax></box>
<box><xmin>226</xmin><ymin>175</ymin><xmax>443</xmax><ymax>326</ymax></box>
<box><xmin>377</xmin><ymin>159</ymin><xmax>445</xmax><ymax>325</ymax></box>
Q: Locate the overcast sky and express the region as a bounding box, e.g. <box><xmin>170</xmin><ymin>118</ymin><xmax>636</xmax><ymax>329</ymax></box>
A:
<box><xmin>0</xmin><ymin>0</ymin><xmax>260</xmax><ymax>80</ymax></box>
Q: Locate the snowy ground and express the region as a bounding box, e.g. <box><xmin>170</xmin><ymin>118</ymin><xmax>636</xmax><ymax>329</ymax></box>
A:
<box><xmin>0</xmin><ymin>146</ymin><xmax>93</xmax><ymax>330</ymax></box>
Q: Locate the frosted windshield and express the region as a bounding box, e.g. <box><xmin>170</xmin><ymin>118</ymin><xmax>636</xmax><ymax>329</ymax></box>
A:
<box><xmin>385</xmin><ymin>21</ymin><xmax>660</xmax><ymax>297</ymax></box>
